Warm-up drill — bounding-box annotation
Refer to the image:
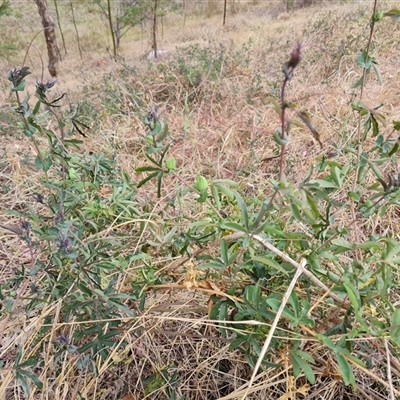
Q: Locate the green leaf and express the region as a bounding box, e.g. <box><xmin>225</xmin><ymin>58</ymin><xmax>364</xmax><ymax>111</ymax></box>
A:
<box><xmin>316</xmin><ymin>334</ymin><xmax>337</xmax><ymax>351</ymax></box>
<box><xmin>145</xmin><ymin>146</ymin><xmax>162</xmax><ymax>153</ymax></box>
<box><xmin>198</xmin><ymin>260</ymin><xmax>225</xmax><ymax>270</ymax></box>
<box><xmin>229</xmin><ymin>336</ymin><xmax>248</xmax><ymax>351</ymax></box>
<box><xmin>330</xmin><ymin>166</ymin><xmax>341</xmax><ymax>187</ymax></box>
<box><xmin>150</xmin><ymin>120</ymin><xmax>162</xmax><ymax>136</ymax></box>
<box><xmin>15</xmin><ymin>371</ymin><xmax>30</xmax><ymax>396</ymax></box>
<box><xmin>221</xmin><ymin>240</ymin><xmax>228</xmax><ymax>266</ymax></box>
<box><xmin>390</xmin><ymin>309</ymin><xmax>400</xmax><ymax>346</ymax></box>
<box><xmin>251</xmin><ymin>256</ymin><xmax>287</xmax><ymax>274</ymax></box>
<box><xmin>289</xmin><ymin>199</ymin><xmax>302</xmax><ymax>222</ymax></box>
<box><xmin>373</xmin><ymin>10</ymin><xmax>384</xmax><ymax>22</ymax></box>
<box><xmin>233</xmin><ymin>191</ymin><xmax>249</xmax><ymax>229</ymax></box>
<box><xmin>211</xmin><ymin>179</ymin><xmax>239</xmax><ymax>187</ymax></box>
<box><xmin>393</xmin><ymin>120</ymin><xmax>400</xmax><ymax>130</ymax></box>
<box><xmin>290</xmin><ymin>352</ymin><xmax>316</xmax><ymax>384</ymax></box>
<box><xmin>273</xmin><ymin>129</ymin><xmax>289</xmax><ymax>146</ymax></box>
<box><xmin>214</xmin><ymin>184</ymin><xmax>234</xmax><ymax>200</ymax></box>
<box><xmin>289</xmin><ymin>291</ymin><xmax>300</xmax><ymax>315</ymax></box>
<box><xmin>18</xmin><ymin>357</ymin><xmax>39</xmax><ymax>369</ymax></box>
<box><xmin>157</xmin><ymin>171</ymin><xmax>163</xmax><ymax>198</ymax></box>
<box><xmin>136</xmin><ymin>166</ymin><xmax>161</xmax><ymax>172</ymax></box>
<box><xmin>157</xmin><ymin>121</ymin><xmax>169</xmax><ymax>142</ymax></box>
<box><xmin>211</xmin><ymin>185</ymin><xmax>221</xmax><ymax>210</ymax></box>
<box><xmin>353</xmin><ymin>241</ymin><xmax>381</xmax><ymax>251</ymax></box>
<box><xmin>268</xmin><ymin>96</ymin><xmax>282</xmax><ymax>117</ymax></box>
<box><xmin>336</xmin><ymin>353</ymin><xmax>356</xmax><ymax>389</ymax></box>
<box><xmin>195</xmin><ymin>175</ymin><xmax>208</xmax><ymax>191</ymax></box>
<box><xmin>382</xmin><ymin>238</ymin><xmax>400</xmax><ymax>263</ymax></box>
<box><xmin>296</xmin><ymin>350</ymin><xmax>315</xmax><ymax>364</ymax></box>
<box><xmin>220</xmin><ymin>221</ymin><xmax>248</xmax><ymax>234</ymax></box>
<box><xmin>384</xmin><ymin>9</ymin><xmax>400</xmax><ymax>22</ymax></box>
<box><xmin>357</xmin><ymin>50</ymin><xmax>372</xmax><ymax>69</ymax></box>
<box><xmin>331</xmin><ymin>238</ymin><xmax>353</xmax><ymax>253</ymax></box>
<box><xmin>372</xmin><ymin>63</ymin><xmax>383</xmax><ymax>85</ymax></box>
<box><xmin>251</xmin><ymin>200</ymin><xmax>270</xmax><ymax>231</ymax></box>
<box><xmin>368</xmin><ymin>161</ymin><xmax>383</xmax><ymax>180</ymax></box>
<box><xmin>305</xmin><ymin>179</ymin><xmax>338</xmax><ymax>189</ymax></box>
<box><xmin>11</xmin><ymin>79</ymin><xmax>26</xmax><ymax>92</ymax></box>
<box><xmin>32</xmin><ymin>100</ymin><xmax>41</xmax><ymax>115</ymax></box>
<box><xmin>370</xmin><ymin>115</ymin><xmax>380</xmax><ymax>137</ymax></box>
<box><xmin>137</xmin><ymin>171</ymin><xmax>159</xmax><ymax>188</ymax></box>
<box><xmin>107</xmin><ymin>299</ymin><xmax>135</xmax><ymax>317</ymax></box>
<box><xmin>343</xmin><ymin>280</ymin><xmax>361</xmax><ymax>312</ymax></box>
<box><xmin>18</xmin><ymin>369</ymin><xmax>43</xmax><ymax>390</ymax></box>
<box><xmin>196</xmin><ymin>190</ymin><xmax>208</xmax><ymax>203</ymax></box>
<box><xmin>351</xmin><ymin>101</ymin><xmax>369</xmax><ymax>113</ymax></box>
<box><xmin>35</xmin><ymin>155</ymin><xmax>52</xmax><ymax>171</ymax></box>
<box><xmin>244</xmin><ymin>285</ymin><xmax>261</xmax><ymax>308</ymax></box>
<box><xmin>389</xmin><ymin>141</ymin><xmax>400</xmax><ymax>156</ymax></box>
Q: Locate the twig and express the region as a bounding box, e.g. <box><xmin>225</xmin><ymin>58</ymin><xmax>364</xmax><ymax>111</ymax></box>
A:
<box><xmin>240</xmin><ymin>258</ymin><xmax>307</xmax><ymax>400</ymax></box>
<box><xmin>385</xmin><ymin>339</ymin><xmax>395</xmax><ymax>400</ymax></box>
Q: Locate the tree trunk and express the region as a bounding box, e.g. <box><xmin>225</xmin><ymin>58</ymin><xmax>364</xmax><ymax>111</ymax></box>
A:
<box><xmin>34</xmin><ymin>0</ymin><xmax>59</xmax><ymax>77</ymax></box>
<box><xmin>152</xmin><ymin>0</ymin><xmax>158</xmax><ymax>59</ymax></box>
<box><xmin>183</xmin><ymin>0</ymin><xmax>186</xmax><ymax>27</ymax></box>
<box><xmin>223</xmin><ymin>0</ymin><xmax>227</xmax><ymax>26</ymax></box>
<box><xmin>107</xmin><ymin>0</ymin><xmax>117</xmax><ymax>59</ymax></box>
<box><xmin>69</xmin><ymin>0</ymin><xmax>82</xmax><ymax>59</ymax></box>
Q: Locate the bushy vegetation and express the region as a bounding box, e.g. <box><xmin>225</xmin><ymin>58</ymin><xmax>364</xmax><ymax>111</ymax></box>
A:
<box><xmin>1</xmin><ymin>1</ymin><xmax>400</xmax><ymax>399</ymax></box>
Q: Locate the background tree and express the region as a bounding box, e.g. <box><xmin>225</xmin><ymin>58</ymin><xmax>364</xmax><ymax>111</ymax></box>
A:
<box><xmin>223</xmin><ymin>0</ymin><xmax>227</xmax><ymax>25</ymax></box>
<box><xmin>53</xmin><ymin>0</ymin><xmax>67</xmax><ymax>57</ymax></box>
<box><xmin>69</xmin><ymin>0</ymin><xmax>82</xmax><ymax>59</ymax></box>
<box><xmin>152</xmin><ymin>0</ymin><xmax>158</xmax><ymax>57</ymax></box>
<box><xmin>95</xmin><ymin>0</ymin><xmax>171</xmax><ymax>58</ymax></box>
<box><xmin>95</xmin><ymin>0</ymin><xmax>148</xmax><ymax>56</ymax></box>
<box><xmin>0</xmin><ymin>0</ymin><xmax>11</xmax><ymax>17</ymax></box>
<box><xmin>34</xmin><ymin>0</ymin><xmax>59</xmax><ymax>77</ymax></box>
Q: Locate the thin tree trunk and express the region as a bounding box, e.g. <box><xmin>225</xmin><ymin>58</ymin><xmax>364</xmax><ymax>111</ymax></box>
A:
<box><xmin>223</xmin><ymin>0</ymin><xmax>227</xmax><ymax>26</ymax></box>
<box><xmin>152</xmin><ymin>0</ymin><xmax>158</xmax><ymax>59</ymax></box>
<box><xmin>53</xmin><ymin>0</ymin><xmax>67</xmax><ymax>56</ymax></box>
<box><xmin>107</xmin><ymin>0</ymin><xmax>117</xmax><ymax>59</ymax></box>
<box><xmin>183</xmin><ymin>0</ymin><xmax>186</xmax><ymax>27</ymax></box>
<box><xmin>69</xmin><ymin>0</ymin><xmax>82</xmax><ymax>59</ymax></box>
<box><xmin>34</xmin><ymin>0</ymin><xmax>59</xmax><ymax>77</ymax></box>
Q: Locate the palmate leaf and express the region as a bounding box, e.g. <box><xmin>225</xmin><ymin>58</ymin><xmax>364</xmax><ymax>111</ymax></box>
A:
<box><xmin>290</xmin><ymin>350</ymin><xmax>316</xmax><ymax>384</ymax></box>
<box><xmin>18</xmin><ymin>369</ymin><xmax>43</xmax><ymax>390</ymax></box>
<box><xmin>15</xmin><ymin>372</ymin><xmax>30</xmax><ymax>397</ymax></box>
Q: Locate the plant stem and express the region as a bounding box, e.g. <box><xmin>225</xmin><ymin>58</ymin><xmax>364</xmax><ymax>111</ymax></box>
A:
<box><xmin>351</xmin><ymin>0</ymin><xmax>378</xmax><ymax>253</ymax></box>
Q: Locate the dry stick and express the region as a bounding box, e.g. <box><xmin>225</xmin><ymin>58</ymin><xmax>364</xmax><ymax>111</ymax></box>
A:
<box><xmin>156</xmin><ymin>230</ymin><xmax>345</xmax><ymax>305</ymax></box>
<box><xmin>250</xmin><ymin>233</ymin><xmax>346</xmax><ymax>304</ymax></box>
<box><xmin>239</xmin><ymin>258</ymin><xmax>307</xmax><ymax>400</ymax></box>
<box><xmin>385</xmin><ymin>339</ymin><xmax>395</xmax><ymax>400</ymax></box>
<box><xmin>344</xmin><ymin>351</ymin><xmax>400</xmax><ymax>398</ymax></box>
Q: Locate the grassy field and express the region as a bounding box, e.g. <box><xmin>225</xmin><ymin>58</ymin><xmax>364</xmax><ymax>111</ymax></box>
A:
<box><xmin>1</xmin><ymin>1</ymin><xmax>400</xmax><ymax>399</ymax></box>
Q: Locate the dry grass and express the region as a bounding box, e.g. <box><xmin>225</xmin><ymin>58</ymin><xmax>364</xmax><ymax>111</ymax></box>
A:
<box><xmin>1</xmin><ymin>1</ymin><xmax>400</xmax><ymax>399</ymax></box>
